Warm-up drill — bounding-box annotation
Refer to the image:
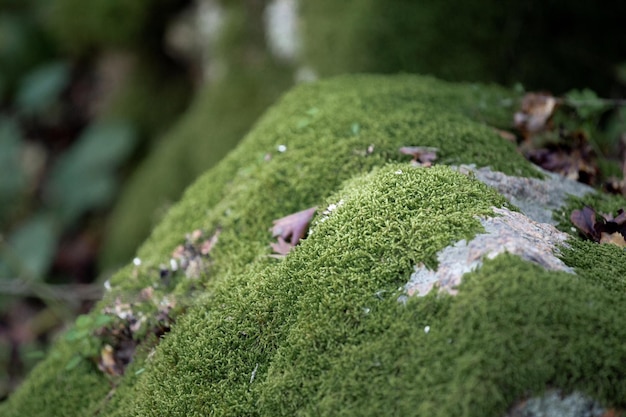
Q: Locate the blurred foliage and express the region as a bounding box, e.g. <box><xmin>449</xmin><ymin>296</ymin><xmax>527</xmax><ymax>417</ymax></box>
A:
<box><xmin>0</xmin><ymin>1</ymin><xmax>58</xmax><ymax>98</ymax></box>
<box><xmin>15</xmin><ymin>61</ymin><xmax>70</xmax><ymax>117</ymax></box>
<box><xmin>102</xmin><ymin>54</ymin><xmax>193</xmax><ymax>139</ymax></box>
<box><xmin>0</xmin><ymin>0</ymin><xmax>190</xmax><ymax>400</ymax></box>
<box><xmin>46</xmin><ymin>0</ymin><xmax>188</xmax><ymax>54</ymax></box>
<box><xmin>47</xmin><ymin>121</ymin><xmax>137</xmax><ymax>224</ymax></box>
<box><xmin>100</xmin><ymin>0</ymin><xmax>294</xmax><ymax>270</ymax></box>
<box><xmin>301</xmin><ymin>0</ymin><xmax>626</xmax><ymax>96</ymax></box>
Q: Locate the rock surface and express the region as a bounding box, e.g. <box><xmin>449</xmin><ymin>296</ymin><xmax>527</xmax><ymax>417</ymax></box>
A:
<box><xmin>2</xmin><ymin>75</ymin><xmax>626</xmax><ymax>417</ymax></box>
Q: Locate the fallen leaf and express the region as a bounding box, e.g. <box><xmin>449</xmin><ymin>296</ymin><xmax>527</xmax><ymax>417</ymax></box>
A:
<box><xmin>200</xmin><ymin>229</ymin><xmax>221</xmax><ymax>255</ymax></box>
<box><xmin>514</xmin><ymin>92</ymin><xmax>558</xmax><ymax>139</ymax></box>
<box><xmin>269</xmin><ymin>237</ymin><xmax>292</xmax><ymax>258</ymax></box>
<box><xmin>270</xmin><ymin>206</ymin><xmax>317</xmax><ymax>256</ymax></box>
<box><xmin>600</xmin><ymin>232</ymin><xmax>626</xmax><ymax>247</ymax></box>
<box><xmin>526</xmin><ymin>141</ymin><xmax>597</xmax><ymax>184</ymax></box>
<box><xmin>571</xmin><ymin>206</ymin><xmax>626</xmax><ymax>247</ymax></box>
<box><xmin>399</xmin><ymin>146</ymin><xmax>438</xmax><ymax>166</ymax></box>
<box><xmin>570</xmin><ymin>206</ymin><xmax>598</xmax><ymax>240</ymax></box>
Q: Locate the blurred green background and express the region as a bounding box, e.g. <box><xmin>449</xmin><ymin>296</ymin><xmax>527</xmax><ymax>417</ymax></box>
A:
<box><xmin>1</xmin><ymin>0</ymin><xmax>625</xmax><ymax>400</ymax></box>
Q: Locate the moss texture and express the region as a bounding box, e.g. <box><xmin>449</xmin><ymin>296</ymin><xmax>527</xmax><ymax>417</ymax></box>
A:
<box><xmin>3</xmin><ymin>75</ymin><xmax>626</xmax><ymax>416</ymax></box>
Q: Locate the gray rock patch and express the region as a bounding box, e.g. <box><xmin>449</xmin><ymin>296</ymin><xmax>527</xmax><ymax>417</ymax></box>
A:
<box><xmin>456</xmin><ymin>165</ymin><xmax>595</xmax><ymax>225</ymax></box>
<box><xmin>405</xmin><ymin>207</ymin><xmax>573</xmax><ymax>297</ymax></box>
<box><xmin>505</xmin><ymin>389</ymin><xmax>607</xmax><ymax>417</ymax></box>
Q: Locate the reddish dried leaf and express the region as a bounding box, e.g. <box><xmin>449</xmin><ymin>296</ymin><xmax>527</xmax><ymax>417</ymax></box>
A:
<box><xmin>270</xmin><ymin>206</ymin><xmax>317</xmax><ymax>256</ymax></box>
<box><xmin>200</xmin><ymin>229</ymin><xmax>221</xmax><ymax>255</ymax></box>
<box><xmin>271</xmin><ymin>206</ymin><xmax>317</xmax><ymax>246</ymax></box>
<box><xmin>269</xmin><ymin>237</ymin><xmax>292</xmax><ymax>258</ymax></box>
<box><xmin>399</xmin><ymin>146</ymin><xmax>438</xmax><ymax>166</ymax></box>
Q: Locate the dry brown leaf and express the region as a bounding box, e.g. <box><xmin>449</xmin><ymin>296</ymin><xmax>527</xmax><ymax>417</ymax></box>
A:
<box><xmin>270</xmin><ymin>206</ymin><xmax>317</xmax><ymax>257</ymax></box>
<box><xmin>571</xmin><ymin>206</ymin><xmax>626</xmax><ymax>247</ymax></box>
<box><xmin>98</xmin><ymin>344</ymin><xmax>121</xmax><ymax>376</ymax></box>
<box><xmin>514</xmin><ymin>92</ymin><xmax>558</xmax><ymax>138</ymax></box>
<box><xmin>600</xmin><ymin>232</ymin><xmax>626</xmax><ymax>247</ymax></box>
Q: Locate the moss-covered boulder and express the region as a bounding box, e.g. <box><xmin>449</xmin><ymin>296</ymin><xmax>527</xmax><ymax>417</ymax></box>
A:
<box><xmin>3</xmin><ymin>74</ymin><xmax>626</xmax><ymax>416</ymax></box>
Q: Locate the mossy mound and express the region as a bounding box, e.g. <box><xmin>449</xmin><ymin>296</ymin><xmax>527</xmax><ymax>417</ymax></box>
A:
<box><xmin>3</xmin><ymin>74</ymin><xmax>626</xmax><ymax>416</ymax></box>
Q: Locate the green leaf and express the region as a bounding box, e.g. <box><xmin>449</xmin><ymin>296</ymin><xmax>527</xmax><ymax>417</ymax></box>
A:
<box><xmin>56</xmin><ymin>121</ymin><xmax>137</xmax><ymax>173</ymax></box>
<box><xmin>64</xmin><ymin>355</ymin><xmax>82</xmax><ymax>371</ymax></box>
<box><xmin>564</xmin><ymin>88</ymin><xmax>607</xmax><ymax>120</ymax></box>
<box><xmin>0</xmin><ymin>117</ymin><xmax>25</xmax><ymax>215</ymax></box>
<box><xmin>93</xmin><ymin>314</ymin><xmax>113</xmax><ymax>327</ymax></box>
<box><xmin>15</xmin><ymin>61</ymin><xmax>70</xmax><ymax>116</ymax></box>
<box><xmin>2</xmin><ymin>214</ymin><xmax>57</xmax><ymax>280</ymax></box>
<box><xmin>48</xmin><ymin>121</ymin><xmax>136</xmax><ymax>223</ymax></box>
<box><xmin>75</xmin><ymin>314</ymin><xmax>93</xmax><ymax>328</ymax></box>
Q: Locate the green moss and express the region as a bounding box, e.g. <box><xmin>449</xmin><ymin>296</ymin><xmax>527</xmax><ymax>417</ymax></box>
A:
<box><xmin>0</xmin><ymin>340</ymin><xmax>110</xmax><ymax>417</ymax></box>
<box><xmin>559</xmin><ymin>239</ymin><xmax>626</xmax><ymax>294</ymax></box>
<box><xmin>126</xmin><ymin>164</ymin><xmax>506</xmax><ymax>416</ymax></box>
<box><xmin>290</xmin><ymin>254</ymin><xmax>626</xmax><ymax>416</ymax></box>
<box><xmin>7</xmin><ymin>75</ymin><xmax>622</xmax><ymax>416</ymax></box>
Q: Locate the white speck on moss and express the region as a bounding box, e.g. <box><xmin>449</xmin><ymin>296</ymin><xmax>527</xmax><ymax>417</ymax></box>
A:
<box><xmin>277</xmin><ymin>144</ymin><xmax>287</xmax><ymax>152</ymax></box>
<box><xmin>424</xmin><ymin>326</ymin><xmax>430</xmax><ymax>334</ymax></box>
<box><xmin>395</xmin><ymin>170</ymin><xmax>403</xmax><ymax>175</ymax></box>
<box><xmin>250</xmin><ymin>363</ymin><xmax>259</xmax><ymax>383</ymax></box>
<box><xmin>133</xmin><ymin>257</ymin><xmax>142</xmax><ymax>266</ymax></box>
<box><xmin>322</xmin><ymin>199</ymin><xmax>344</xmax><ymax>216</ymax></box>
<box><xmin>313</xmin><ymin>199</ymin><xmax>345</xmax><ymax>231</ymax></box>
<box><xmin>170</xmin><ymin>259</ymin><xmax>178</xmax><ymax>271</ymax></box>
<box><xmin>104</xmin><ymin>280</ymin><xmax>111</xmax><ymax>291</ymax></box>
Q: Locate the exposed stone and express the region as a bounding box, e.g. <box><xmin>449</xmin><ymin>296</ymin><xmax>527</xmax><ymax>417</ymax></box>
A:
<box><xmin>456</xmin><ymin>164</ymin><xmax>595</xmax><ymax>225</ymax></box>
<box><xmin>405</xmin><ymin>207</ymin><xmax>574</xmax><ymax>297</ymax></box>
<box><xmin>506</xmin><ymin>390</ymin><xmax>608</xmax><ymax>417</ymax></box>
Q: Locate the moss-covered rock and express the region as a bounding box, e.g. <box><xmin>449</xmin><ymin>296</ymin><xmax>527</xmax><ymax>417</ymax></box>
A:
<box><xmin>3</xmin><ymin>74</ymin><xmax>626</xmax><ymax>416</ymax></box>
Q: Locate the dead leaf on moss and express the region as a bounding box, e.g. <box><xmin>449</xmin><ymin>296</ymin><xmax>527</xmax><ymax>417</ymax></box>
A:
<box><xmin>98</xmin><ymin>344</ymin><xmax>120</xmax><ymax>376</ymax></box>
<box><xmin>269</xmin><ymin>236</ymin><xmax>292</xmax><ymax>258</ymax></box>
<box><xmin>570</xmin><ymin>206</ymin><xmax>626</xmax><ymax>247</ymax></box>
<box><xmin>514</xmin><ymin>92</ymin><xmax>558</xmax><ymax>139</ymax></box>
<box><xmin>526</xmin><ymin>139</ymin><xmax>598</xmax><ymax>184</ymax></box>
<box><xmin>166</xmin><ymin>228</ymin><xmax>221</xmax><ymax>279</ymax></box>
<box><xmin>399</xmin><ymin>146</ymin><xmax>438</xmax><ymax>167</ymax></box>
<box><xmin>269</xmin><ymin>206</ymin><xmax>317</xmax><ymax>257</ymax></box>
<box><xmin>200</xmin><ymin>229</ymin><xmax>220</xmax><ymax>255</ymax></box>
<box><xmin>570</xmin><ymin>206</ymin><xmax>598</xmax><ymax>239</ymax></box>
